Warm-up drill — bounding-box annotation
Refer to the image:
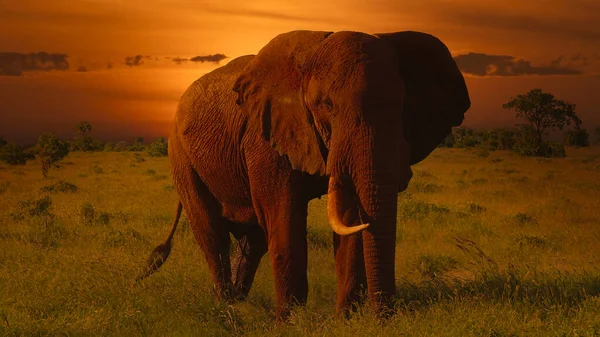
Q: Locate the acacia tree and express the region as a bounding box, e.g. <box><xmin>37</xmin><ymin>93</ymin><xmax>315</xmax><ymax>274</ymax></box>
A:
<box><xmin>503</xmin><ymin>89</ymin><xmax>581</xmax><ymax>150</ymax></box>
<box><xmin>35</xmin><ymin>134</ymin><xmax>69</xmax><ymax>177</ymax></box>
<box><xmin>72</xmin><ymin>121</ymin><xmax>94</xmax><ymax>151</ymax></box>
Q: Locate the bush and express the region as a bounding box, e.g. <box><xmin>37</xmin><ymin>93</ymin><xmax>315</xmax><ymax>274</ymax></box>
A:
<box><xmin>103</xmin><ymin>142</ymin><xmax>115</xmax><ymax>152</ymax></box>
<box><xmin>129</xmin><ymin>137</ymin><xmax>145</xmax><ymax>152</ymax></box>
<box><xmin>79</xmin><ymin>203</ymin><xmax>96</xmax><ymax>225</ymax></box>
<box><xmin>10</xmin><ymin>196</ymin><xmax>53</xmax><ymax>221</ymax></box>
<box><xmin>133</xmin><ymin>153</ymin><xmax>145</xmax><ymax>163</ymax></box>
<box><xmin>40</xmin><ymin>180</ymin><xmax>78</xmax><ymax>193</ymax></box>
<box><xmin>452</xmin><ymin>127</ymin><xmax>482</xmax><ymax>148</ymax></box>
<box><xmin>0</xmin><ymin>142</ymin><xmax>34</xmax><ymax>165</ymax></box>
<box><xmin>146</xmin><ymin>137</ymin><xmax>168</xmax><ymax>157</ymax></box>
<box><xmin>564</xmin><ymin>128</ymin><xmax>590</xmax><ymax>147</ymax></box>
<box><xmin>481</xmin><ymin>128</ymin><xmax>517</xmax><ymax>151</ymax></box>
<box><xmin>98</xmin><ymin>211</ymin><xmax>111</xmax><ymax>225</ymax></box>
<box><xmin>114</xmin><ymin>141</ymin><xmax>129</xmax><ymax>152</ymax></box>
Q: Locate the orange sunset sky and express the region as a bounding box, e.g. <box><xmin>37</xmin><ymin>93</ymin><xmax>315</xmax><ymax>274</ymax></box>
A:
<box><xmin>1</xmin><ymin>0</ymin><xmax>599</xmax><ymax>144</ymax></box>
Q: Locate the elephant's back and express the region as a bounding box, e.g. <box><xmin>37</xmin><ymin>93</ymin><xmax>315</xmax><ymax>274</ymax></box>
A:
<box><xmin>171</xmin><ymin>55</ymin><xmax>257</xmax><ymax>217</ymax></box>
<box><xmin>174</xmin><ymin>55</ymin><xmax>254</xmax><ymax>139</ymax></box>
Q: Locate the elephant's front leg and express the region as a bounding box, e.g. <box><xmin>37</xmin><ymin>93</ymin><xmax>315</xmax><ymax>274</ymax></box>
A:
<box><xmin>249</xmin><ymin>172</ymin><xmax>309</xmax><ymax>319</ymax></box>
<box><xmin>334</xmin><ymin>232</ymin><xmax>367</xmax><ymax>315</ymax></box>
<box><xmin>231</xmin><ymin>224</ymin><xmax>268</xmax><ymax>300</ymax></box>
<box><xmin>266</xmin><ymin>202</ymin><xmax>309</xmax><ymax>319</ymax></box>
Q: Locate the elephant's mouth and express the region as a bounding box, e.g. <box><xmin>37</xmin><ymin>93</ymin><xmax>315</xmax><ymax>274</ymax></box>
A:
<box><xmin>327</xmin><ymin>175</ymin><xmax>370</xmax><ymax>236</ymax></box>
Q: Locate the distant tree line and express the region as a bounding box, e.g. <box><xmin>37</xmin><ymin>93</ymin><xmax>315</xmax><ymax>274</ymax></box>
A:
<box><xmin>0</xmin><ymin>122</ymin><xmax>168</xmax><ymax>177</ymax></box>
<box><xmin>438</xmin><ymin>124</ymin><xmax>593</xmax><ymax>156</ymax></box>
<box><xmin>0</xmin><ymin>89</ymin><xmax>597</xmax><ymax>175</ymax></box>
<box><xmin>439</xmin><ymin>88</ymin><xmax>594</xmax><ymax>157</ymax></box>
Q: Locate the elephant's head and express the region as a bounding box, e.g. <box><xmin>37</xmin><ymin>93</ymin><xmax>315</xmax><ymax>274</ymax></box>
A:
<box><xmin>233</xmin><ymin>30</ymin><xmax>470</xmax><ymax>309</ymax></box>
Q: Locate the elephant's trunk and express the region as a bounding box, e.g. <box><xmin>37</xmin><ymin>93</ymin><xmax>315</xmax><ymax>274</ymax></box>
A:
<box><xmin>351</xmin><ymin>129</ymin><xmax>402</xmax><ymax>313</ymax></box>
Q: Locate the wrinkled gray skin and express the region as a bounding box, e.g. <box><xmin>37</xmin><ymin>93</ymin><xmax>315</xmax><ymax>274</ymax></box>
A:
<box><xmin>141</xmin><ymin>30</ymin><xmax>470</xmax><ymax>319</ymax></box>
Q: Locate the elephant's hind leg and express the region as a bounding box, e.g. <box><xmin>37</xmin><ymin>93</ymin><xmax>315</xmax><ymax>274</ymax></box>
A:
<box><xmin>171</xmin><ymin>157</ymin><xmax>235</xmax><ymax>301</ymax></box>
<box><xmin>231</xmin><ymin>224</ymin><xmax>268</xmax><ymax>300</ymax></box>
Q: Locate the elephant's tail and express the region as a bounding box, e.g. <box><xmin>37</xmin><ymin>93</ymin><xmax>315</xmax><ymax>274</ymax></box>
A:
<box><xmin>136</xmin><ymin>201</ymin><xmax>183</xmax><ymax>282</ymax></box>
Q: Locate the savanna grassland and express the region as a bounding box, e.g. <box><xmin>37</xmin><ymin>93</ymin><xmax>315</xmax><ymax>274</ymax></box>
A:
<box><xmin>1</xmin><ymin>147</ymin><xmax>600</xmax><ymax>336</ymax></box>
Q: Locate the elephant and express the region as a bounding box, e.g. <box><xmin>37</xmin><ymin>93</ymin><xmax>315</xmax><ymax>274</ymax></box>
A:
<box><xmin>138</xmin><ymin>30</ymin><xmax>470</xmax><ymax>319</ymax></box>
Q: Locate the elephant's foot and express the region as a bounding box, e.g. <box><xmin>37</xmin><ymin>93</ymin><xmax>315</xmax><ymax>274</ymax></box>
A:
<box><xmin>335</xmin><ymin>285</ymin><xmax>367</xmax><ymax>318</ymax></box>
<box><xmin>367</xmin><ymin>292</ymin><xmax>397</xmax><ymax>320</ymax></box>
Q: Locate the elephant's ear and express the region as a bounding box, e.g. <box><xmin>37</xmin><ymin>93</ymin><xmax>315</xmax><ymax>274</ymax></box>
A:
<box><xmin>375</xmin><ymin>31</ymin><xmax>471</xmax><ymax>164</ymax></box>
<box><xmin>233</xmin><ymin>30</ymin><xmax>333</xmax><ymax>175</ymax></box>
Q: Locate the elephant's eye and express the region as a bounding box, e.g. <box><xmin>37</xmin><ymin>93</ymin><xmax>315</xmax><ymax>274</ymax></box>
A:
<box><xmin>323</xmin><ymin>97</ymin><xmax>333</xmax><ymax>111</ymax></box>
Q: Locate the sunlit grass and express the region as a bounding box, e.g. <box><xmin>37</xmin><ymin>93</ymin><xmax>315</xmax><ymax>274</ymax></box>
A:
<box><xmin>1</xmin><ymin>147</ymin><xmax>599</xmax><ymax>335</ymax></box>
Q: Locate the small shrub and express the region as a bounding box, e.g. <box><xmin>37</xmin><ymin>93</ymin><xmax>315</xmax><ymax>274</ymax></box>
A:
<box><xmin>92</xmin><ymin>165</ymin><xmax>103</xmax><ymax>174</ymax></box>
<box><xmin>514</xmin><ymin>234</ymin><xmax>548</xmax><ymax>248</ymax></box>
<box><xmin>415</xmin><ymin>254</ymin><xmax>458</xmax><ymax>278</ymax></box>
<box><xmin>468</xmin><ymin>203</ymin><xmax>487</xmax><ymax>214</ymax></box>
<box><xmin>513</xmin><ymin>212</ymin><xmax>537</xmax><ymax>225</ymax></box>
<box><xmin>97</xmin><ymin>211</ymin><xmax>111</xmax><ymax>225</ymax></box>
<box><xmin>490</xmin><ymin>157</ymin><xmax>503</xmax><ymax>163</ymax></box>
<box><xmin>414</xmin><ymin>169</ymin><xmax>434</xmax><ymax>178</ymax></box>
<box><xmin>40</xmin><ymin>180</ymin><xmax>78</xmax><ymax>193</ymax></box>
<box><xmin>470</xmin><ymin>177</ymin><xmax>488</xmax><ymax>184</ymax></box>
<box><xmin>104</xmin><ymin>229</ymin><xmax>126</xmax><ymax>247</ymax></box>
<box><xmin>153</xmin><ymin>174</ymin><xmax>168</xmax><ymax>180</ymax></box>
<box><xmin>412</xmin><ymin>182</ymin><xmax>444</xmax><ymax>194</ymax></box>
<box><xmin>455</xmin><ymin>179</ymin><xmax>468</xmax><ymax>188</ymax></box>
<box><xmin>164</xmin><ymin>184</ymin><xmax>175</xmax><ymax>192</ymax></box>
<box><xmin>146</xmin><ymin>137</ymin><xmax>168</xmax><ymax>157</ymax></box>
<box><xmin>10</xmin><ymin>196</ymin><xmax>53</xmax><ymax>221</ymax></box>
<box><xmin>133</xmin><ymin>153</ymin><xmax>145</xmax><ymax>163</ymax></box>
<box><xmin>144</xmin><ymin>169</ymin><xmax>156</xmax><ymax>175</ymax></box>
<box><xmin>79</xmin><ymin>203</ymin><xmax>96</xmax><ymax>225</ymax></box>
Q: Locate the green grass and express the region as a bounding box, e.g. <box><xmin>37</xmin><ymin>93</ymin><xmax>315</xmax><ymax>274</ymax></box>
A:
<box><xmin>1</xmin><ymin>148</ymin><xmax>600</xmax><ymax>336</ymax></box>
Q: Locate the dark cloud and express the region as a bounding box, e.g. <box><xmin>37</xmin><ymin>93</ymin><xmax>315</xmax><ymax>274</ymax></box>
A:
<box><xmin>172</xmin><ymin>57</ymin><xmax>188</xmax><ymax>65</ymax></box>
<box><xmin>204</xmin><ymin>7</ymin><xmax>338</xmax><ymax>24</ymax></box>
<box><xmin>190</xmin><ymin>54</ymin><xmax>227</xmax><ymax>64</ymax></box>
<box><xmin>454</xmin><ymin>52</ymin><xmax>582</xmax><ymax>76</ymax></box>
<box><xmin>443</xmin><ymin>9</ymin><xmax>600</xmax><ymax>42</ymax></box>
<box><xmin>0</xmin><ymin>52</ymin><xmax>69</xmax><ymax>76</ymax></box>
<box><xmin>124</xmin><ymin>55</ymin><xmax>144</xmax><ymax>67</ymax></box>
